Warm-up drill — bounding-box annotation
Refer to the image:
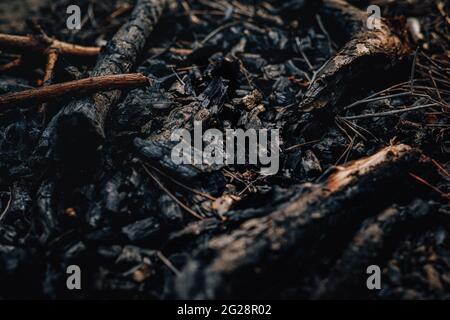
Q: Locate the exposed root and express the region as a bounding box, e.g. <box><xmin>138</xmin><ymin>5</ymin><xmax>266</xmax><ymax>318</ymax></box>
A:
<box><xmin>175</xmin><ymin>144</ymin><xmax>428</xmax><ymax>299</ymax></box>
<box><xmin>41</xmin><ymin>49</ymin><xmax>60</xmax><ymax>86</ymax></box>
<box><xmin>300</xmin><ymin>0</ymin><xmax>411</xmax><ymax>112</ymax></box>
<box><xmin>314</xmin><ymin>199</ymin><xmax>434</xmax><ymax>299</ymax></box>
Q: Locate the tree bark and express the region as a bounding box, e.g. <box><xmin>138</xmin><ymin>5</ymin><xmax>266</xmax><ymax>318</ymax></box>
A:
<box><xmin>314</xmin><ymin>199</ymin><xmax>434</xmax><ymax>299</ymax></box>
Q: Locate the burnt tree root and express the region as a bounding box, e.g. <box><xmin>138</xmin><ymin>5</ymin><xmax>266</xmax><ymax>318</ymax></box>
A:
<box><xmin>0</xmin><ymin>33</ymin><xmax>100</xmax><ymax>56</ymax></box>
<box><xmin>174</xmin><ymin>144</ymin><xmax>432</xmax><ymax>299</ymax></box>
<box><xmin>299</xmin><ymin>0</ymin><xmax>411</xmax><ymax>112</ymax></box>
<box><xmin>314</xmin><ymin>199</ymin><xmax>436</xmax><ymax>299</ymax></box>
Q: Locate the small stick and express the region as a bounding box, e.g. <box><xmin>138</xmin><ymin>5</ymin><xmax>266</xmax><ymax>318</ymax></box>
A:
<box><xmin>342</xmin><ymin>103</ymin><xmax>439</xmax><ymax>120</ymax></box>
<box><xmin>145</xmin><ymin>163</ymin><xmax>217</xmax><ymax>201</ymax></box>
<box><xmin>315</xmin><ymin>14</ymin><xmax>334</xmax><ymax>55</ymax></box>
<box><xmin>410</xmin><ymin>47</ymin><xmax>419</xmax><ymax>93</ymax></box>
<box><xmin>409</xmin><ymin>173</ymin><xmax>449</xmax><ymax>199</ymax></box>
<box><xmin>431</xmin><ymin>159</ymin><xmax>450</xmax><ymax>179</ymax></box>
<box><xmin>109</xmin><ymin>3</ymin><xmax>132</xmax><ymax>19</ymax></box>
<box><xmin>0</xmin><ymin>73</ymin><xmax>150</xmax><ymax>108</ymax></box>
<box><xmin>42</xmin><ymin>49</ymin><xmax>60</xmax><ymax>85</ymax></box>
<box><xmin>344</xmin><ymin>92</ymin><xmax>412</xmax><ymax>110</ymax></box>
<box><xmin>200</xmin><ymin>21</ymin><xmax>240</xmax><ymax>46</ymax></box>
<box><xmin>38</xmin><ymin>49</ymin><xmax>61</xmax><ymax>114</ymax></box>
<box><xmin>0</xmin><ymin>187</ymin><xmax>12</xmax><ymax>223</ymax></box>
<box><xmin>285</xmin><ymin>139</ymin><xmax>322</xmax><ymax>151</ymax></box>
<box><xmin>0</xmin><ymin>33</ymin><xmax>100</xmax><ymax>56</ymax></box>
<box><xmin>156</xmin><ymin>251</ymin><xmax>181</xmax><ymax>276</ymax></box>
<box><xmin>0</xmin><ymin>56</ymin><xmax>22</xmax><ymax>72</ymax></box>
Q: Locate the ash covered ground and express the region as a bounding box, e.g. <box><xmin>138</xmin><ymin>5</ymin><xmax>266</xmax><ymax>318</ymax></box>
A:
<box><xmin>0</xmin><ymin>0</ymin><xmax>449</xmax><ymax>299</ymax></box>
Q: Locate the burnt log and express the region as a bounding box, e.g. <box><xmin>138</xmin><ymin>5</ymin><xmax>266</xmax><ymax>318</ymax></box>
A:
<box><xmin>37</xmin><ymin>0</ymin><xmax>167</xmax><ymax>160</ymax></box>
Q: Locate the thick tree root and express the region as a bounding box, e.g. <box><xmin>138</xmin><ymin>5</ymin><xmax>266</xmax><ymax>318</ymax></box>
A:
<box><xmin>0</xmin><ymin>74</ymin><xmax>150</xmax><ymax>108</ymax></box>
<box><xmin>174</xmin><ymin>144</ymin><xmax>430</xmax><ymax>299</ymax></box>
<box><xmin>300</xmin><ymin>0</ymin><xmax>411</xmax><ymax>112</ymax></box>
<box><xmin>314</xmin><ymin>199</ymin><xmax>434</xmax><ymax>299</ymax></box>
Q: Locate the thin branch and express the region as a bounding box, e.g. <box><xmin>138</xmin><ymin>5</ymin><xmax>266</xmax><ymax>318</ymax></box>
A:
<box><xmin>0</xmin><ymin>33</ymin><xmax>100</xmax><ymax>56</ymax></box>
<box><xmin>200</xmin><ymin>21</ymin><xmax>240</xmax><ymax>46</ymax></box>
<box><xmin>431</xmin><ymin>159</ymin><xmax>450</xmax><ymax>179</ymax></box>
<box><xmin>42</xmin><ymin>49</ymin><xmax>60</xmax><ymax>85</ymax></box>
<box><xmin>0</xmin><ymin>73</ymin><xmax>150</xmax><ymax>108</ymax></box>
<box><xmin>409</xmin><ymin>173</ymin><xmax>449</xmax><ymax>199</ymax></box>
<box><xmin>342</xmin><ymin>103</ymin><xmax>439</xmax><ymax>120</ymax></box>
<box><xmin>0</xmin><ymin>187</ymin><xmax>12</xmax><ymax>224</ymax></box>
<box><xmin>145</xmin><ymin>163</ymin><xmax>217</xmax><ymax>201</ymax></box>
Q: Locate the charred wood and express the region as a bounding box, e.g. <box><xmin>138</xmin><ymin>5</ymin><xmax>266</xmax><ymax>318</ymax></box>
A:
<box><xmin>38</xmin><ymin>0</ymin><xmax>167</xmax><ymax>161</ymax></box>
<box><xmin>175</xmin><ymin>144</ymin><xmax>431</xmax><ymax>299</ymax></box>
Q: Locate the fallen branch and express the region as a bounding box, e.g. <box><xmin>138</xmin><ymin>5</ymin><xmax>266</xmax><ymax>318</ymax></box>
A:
<box><xmin>41</xmin><ymin>49</ymin><xmax>60</xmax><ymax>86</ymax></box>
<box><xmin>0</xmin><ymin>33</ymin><xmax>100</xmax><ymax>56</ymax></box>
<box><xmin>0</xmin><ymin>74</ymin><xmax>150</xmax><ymax>108</ymax></box>
<box><xmin>175</xmin><ymin>144</ymin><xmax>429</xmax><ymax>299</ymax></box>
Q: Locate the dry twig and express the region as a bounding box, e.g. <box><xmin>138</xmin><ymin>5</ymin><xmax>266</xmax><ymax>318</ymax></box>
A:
<box><xmin>0</xmin><ymin>73</ymin><xmax>150</xmax><ymax>108</ymax></box>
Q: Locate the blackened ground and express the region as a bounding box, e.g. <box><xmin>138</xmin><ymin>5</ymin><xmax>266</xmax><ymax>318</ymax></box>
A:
<box><xmin>0</xmin><ymin>0</ymin><xmax>449</xmax><ymax>299</ymax></box>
